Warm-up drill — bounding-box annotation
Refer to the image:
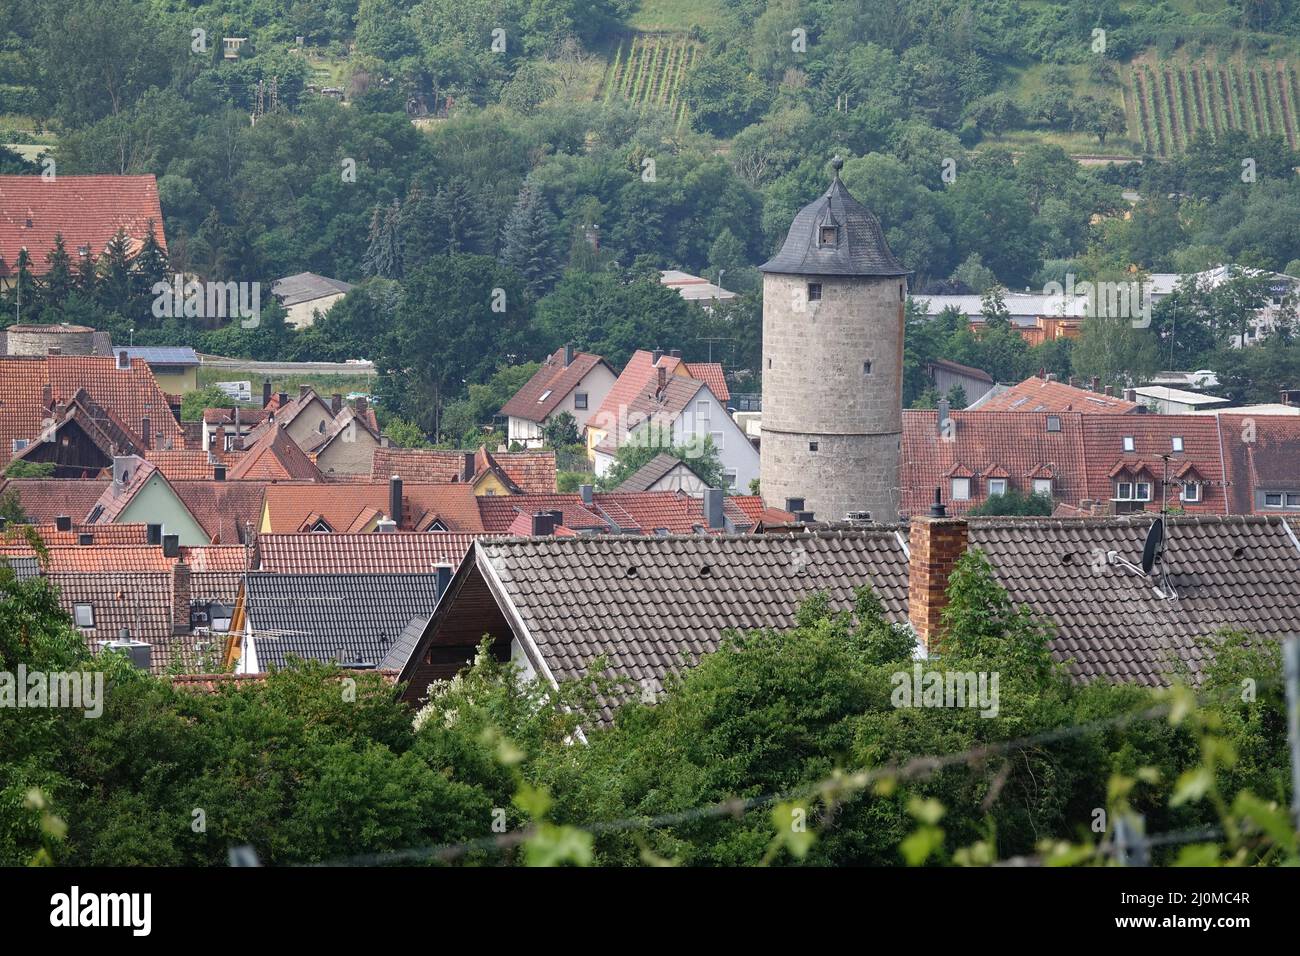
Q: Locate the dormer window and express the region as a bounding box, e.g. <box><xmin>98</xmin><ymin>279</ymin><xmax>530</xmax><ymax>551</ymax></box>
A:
<box><xmin>819</xmin><ymin>225</ymin><xmax>838</xmax><ymax>245</ymax></box>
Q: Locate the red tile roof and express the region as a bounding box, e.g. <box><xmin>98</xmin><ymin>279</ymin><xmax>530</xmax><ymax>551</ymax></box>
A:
<box><xmin>0</xmin><ymin>354</ymin><xmax>184</xmax><ymax>462</ymax></box>
<box><xmin>0</xmin><ymin>175</ymin><xmax>166</xmax><ymax>278</ymax></box>
<box><xmin>684</xmin><ymin>362</ymin><xmax>729</xmax><ymax>402</ymax></box>
<box><xmin>171</xmin><ymin>481</ymin><xmax>267</xmax><ymax>544</ymax></box>
<box><xmin>591</xmin><ymin>350</ymin><xmax>685</xmax><ymax>434</ymax></box>
<box><xmin>372</xmin><ymin>446</ymin><xmax>558</xmax><ymax>493</ymax></box>
<box><xmin>593</xmin><ymin>375</ymin><xmax>705</xmax><ymax>456</ymax></box>
<box><xmin>258</xmin><ymin>532</ymin><xmax>484</xmax><ymax>573</ymax></box>
<box><xmin>977</xmin><ymin>376</ymin><xmax>1138</xmax><ymax>414</ymax></box>
<box><xmin>146</xmin><ymin>447</ymin><xmax>242</xmax><ymax>481</ymax></box>
<box><xmin>0</xmin><ymin>478</ymin><xmax>111</xmax><ymax>524</ymax></box>
<box><xmin>261</xmin><ymin>482</ymin><xmax>485</xmax><ymax>533</ymax></box>
<box><xmin>499</xmin><ymin>348</ymin><xmax>612</xmax><ymax>422</ymax></box>
<box><xmin>1078</xmin><ymin>415</ymin><xmax>1226</xmax><ymax>513</ymax></box>
<box><xmin>229</xmin><ymin>422</ymin><xmax>323</xmax><ymax>481</ymax></box>
<box><xmin>478</xmin><ymin>493</ymin><xmax>608</xmax><ymax>532</ymax></box>
<box><xmin>902</xmin><ymin>410</ymin><xmax>1089</xmax><ymax>516</ymax></box>
<box><xmin>1218</xmin><ymin>414</ymin><xmax>1300</xmax><ymax>514</ymax></box>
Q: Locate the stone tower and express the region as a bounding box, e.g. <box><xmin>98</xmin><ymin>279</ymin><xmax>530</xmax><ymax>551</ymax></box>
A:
<box><xmin>759</xmin><ymin>157</ymin><xmax>908</xmax><ymax>523</ymax></box>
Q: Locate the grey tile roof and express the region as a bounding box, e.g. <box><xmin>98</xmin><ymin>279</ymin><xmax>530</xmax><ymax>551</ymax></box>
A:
<box><xmin>401</xmin><ymin>515</ymin><xmax>1300</xmax><ymax>722</ymax></box>
<box><xmin>245</xmin><ymin>572</ymin><xmax>443</xmax><ymax>669</ymax></box>
<box><xmin>466</xmin><ymin>531</ymin><xmax>911</xmax><ymax>721</ymax></box>
<box><xmin>1</xmin><ymin>554</ymin><xmax>41</xmax><ymax>580</ymax></box>
<box><xmin>760</xmin><ymin>164</ymin><xmax>908</xmax><ymax>277</ymax></box>
<box><xmin>270</xmin><ymin>272</ymin><xmax>354</xmax><ymax>307</ymax></box>
<box><xmin>966</xmin><ymin>514</ymin><xmax>1300</xmax><ymax>686</ymax></box>
<box><xmin>380</xmin><ymin>615</ymin><xmax>430</xmax><ymax>672</ymax></box>
<box><xmin>616</xmin><ymin>452</ymin><xmax>695</xmax><ymax>492</ymax></box>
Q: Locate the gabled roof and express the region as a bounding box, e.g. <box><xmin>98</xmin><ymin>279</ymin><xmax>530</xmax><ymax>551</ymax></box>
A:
<box><xmin>683</xmin><ymin>362</ymin><xmax>729</xmax><ymax>402</ymax></box>
<box><xmin>615</xmin><ymin>452</ymin><xmax>695</xmax><ymax>492</ymax></box>
<box><xmin>476</xmin><ymin>490</ymin><xmax>782</xmax><ymax>535</ymax></box>
<box><xmin>270</xmin><ymin>272</ymin><xmax>354</xmax><ymax>306</ymax></box>
<box><xmin>967</xmin><ymin>514</ymin><xmax>1300</xmax><ymax>685</ymax></box>
<box><xmin>228</xmin><ymin>422</ymin><xmax>323</xmax><ymax>481</ymax></box>
<box><xmin>1218</xmin><ymin>414</ymin><xmax>1300</xmax><ymax>513</ymax></box>
<box><xmin>302</xmin><ymin>405</ymin><xmax>380</xmax><ymax>457</ymax></box>
<box><xmin>760</xmin><ymin>163</ymin><xmax>908</xmax><ymax>277</ymax></box>
<box><xmin>1078</xmin><ymin>415</ymin><xmax>1225</xmax><ymax>510</ymax></box>
<box><xmin>976</xmin><ymin>376</ymin><xmax>1139</xmax><ymax>414</ymax></box>
<box><xmin>241</xmin><ymin>572</ymin><xmax>444</xmax><ymax>670</ymax></box>
<box><xmin>145</xmin><ymin>447</ymin><xmax>241</xmax><ymax>481</ymax></box>
<box><xmin>85</xmin><ymin>459</ymin><xmax>168</xmax><ymax>524</ymax></box>
<box><xmin>399</xmin><ymin>531</ymin><xmax>911</xmax><ymax>720</ymax></box>
<box><xmin>260</xmin><ymin>482</ymin><xmax>485</xmax><ymax>533</ymax></box>
<box><xmin>499</xmin><ymin>347</ymin><xmax>612</xmax><ymax>423</ymax></box>
<box><xmin>477</xmin><ymin>493</ymin><xmax>608</xmax><ymax>532</ymax></box>
<box><xmin>903</xmin><ymin>410</ymin><xmax>1088</xmax><ymax>516</ymax></box>
<box><xmin>0</xmin><ymin>355</ymin><xmax>184</xmax><ymax>461</ymax></box>
<box><xmin>171</xmin><ymin>481</ymin><xmax>267</xmax><ymax>544</ymax></box>
<box><xmin>590</xmin><ymin>349</ymin><xmax>685</xmax><ymax>432</ymax></box>
<box><xmin>10</xmin><ymin>387</ymin><xmax>146</xmax><ymax>475</ymax></box>
<box><xmin>0</xmin><ymin>478</ymin><xmax>111</xmax><ymax>524</ymax></box>
<box><xmin>593</xmin><ymin>376</ymin><xmax>705</xmax><ymax>456</ymax></box>
<box><xmin>257</xmin><ymin>532</ymin><xmax>482</xmax><ymax>574</ymax></box>
<box><xmin>399</xmin><ymin>515</ymin><xmax>1300</xmax><ymax>716</ymax></box>
<box><xmin>0</xmin><ymin>174</ymin><xmax>166</xmax><ymax>278</ymax></box>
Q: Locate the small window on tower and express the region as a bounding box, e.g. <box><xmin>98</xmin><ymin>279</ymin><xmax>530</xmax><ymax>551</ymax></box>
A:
<box><xmin>807</xmin><ymin>283</ymin><xmax>822</xmax><ymax>302</ymax></box>
<box><xmin>863</xmin><ymin>360</ymin><xmax>872</xmax><ymax>375</ymax></box>
<box><xmin>809</xmin><ymin>441</ymin><xmax>819</xmax><ymax>452</ymax></box>
<box><xmin>819</xmin><ymin>226</ymin><xmax>837</xmax><ymax>245</ymax></box>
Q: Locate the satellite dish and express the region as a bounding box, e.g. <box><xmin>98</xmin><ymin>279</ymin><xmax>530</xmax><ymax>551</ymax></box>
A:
<box><xmin>1141</xmin><ymin>518</ymin><xmax>1165</xmax><ymax>576</ymax></box>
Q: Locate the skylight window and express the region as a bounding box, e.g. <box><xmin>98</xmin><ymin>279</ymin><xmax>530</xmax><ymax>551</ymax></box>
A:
<box><xmin>537</xmin><ymin>389</ymin><xmax>552</xmax><ymax>403</ymax></box>
<box><xmin>1171</xmin><ymin>436</ymin><xmax>1184</xmax><ymax>452</ymax></box>
<box><xmin>1122</xmin><ymin>436</ymin><xmax>1135</xmax><ymax>452</ymax></box>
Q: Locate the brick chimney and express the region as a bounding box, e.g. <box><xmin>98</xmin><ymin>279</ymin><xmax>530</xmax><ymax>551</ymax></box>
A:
<box><xmin>331</xmin><ymin>393</ymin><xmax>342</xmax><ymax>415</ymax></box>
<box><xmin>263</xmin><ymin>381</ymin><xmax>273</xmax><ymax>407</ymax></box>
<box><xmin>171</xmin><ymin>561</ymin><xmax>192</xmax><ymax>635</ymax></box>
<box><xmin>907</xmin><ymin>492</ymin><xmax>969</xmax><ymax>652</ymax></box>
<box><xmin>656</xmin><ymin>365</ymin><xmax>667</xmax><ymax>396</ymax></box>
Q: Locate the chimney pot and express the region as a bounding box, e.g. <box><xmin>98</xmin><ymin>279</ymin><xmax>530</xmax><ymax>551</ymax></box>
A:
<box><xmin>262</xmin><ymin>381</ymin><xmax>273</xmax><ymax>407</ymax></box>
<box><xmin>936</xmin><ymin>399</ymin><xmax>951</xmax><ymax>436</ymax></box>
<box><xmin>277</xmin><ymin>391</ymin><xmax>288</xmax><ymax>407</ymax></box>
<box><xmin>1123</xmin><ymin>388</ymin><xmax>1137</xmax><ymax>402</ymax></box>
<box><xmin>579</xmin><ymin>483</ymin><xmax>594</xmax><ymax>505</ymax></box>
<box><xmin>670</xmin><ymin>349</ymin><xmax>682</xmax><ymax>358</ymax></box>
<box><xmin>652</xmin><ymin>349</ymin><xmax>664</xmax><ymax>365</ymax></box>
<box><xmin>1090</xmin><ymin>376</ymin><xmax>1100</xmax><ymax>392</ymax></box>
<box><xmin>656</xmin><ymin>365</ymin><xmax>666</xmax><ymax>394</ymax></box>
<box><xmin>564</xmin><ymin>344</ymin><xmax>574</xmax><ymax>367</ymax></box>
<box><xmin>331</xmin><ymin>393</ymin><xmax>342</xmax><ymax>415</ymax></box>
<box><xmin>530</xmin><ymin>511</ymin><xmax>558</xmax><ymax>536</ymax></box>
<box><xmin>299</xmin><ymin>384</ymin><xmax>310</xmax><ymax>398</ymax></box>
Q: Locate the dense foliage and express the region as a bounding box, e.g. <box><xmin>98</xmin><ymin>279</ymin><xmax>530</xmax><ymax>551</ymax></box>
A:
<box><xmin>2</xmin><ymin>549</ymin><xmax>1294</xmax><ymax>867</ymax></box>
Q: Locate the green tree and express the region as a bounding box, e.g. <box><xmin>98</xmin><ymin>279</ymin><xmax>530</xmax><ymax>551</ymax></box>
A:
<box><xmin>501</xmin><ymin>181</ymin><xmax>561</xmax><ymax>296</ymax></box>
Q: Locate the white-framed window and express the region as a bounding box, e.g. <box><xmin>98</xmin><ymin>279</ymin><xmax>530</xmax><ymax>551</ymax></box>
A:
<box><xmin>1122</xmin><ymin>436</ymin><xmax>1135</xmax><ymax>452</ymax></box>
<box><xmin>724</xmin><ymin>469</ymin><xmax>737</xmax><ymax>489</ymax></box>
<box><xmin>73</xmin><ymin>604</ymin><xmax>95</xmax><ymax>627</ymax></box>
<box><xmin>1116</xmin><ymin>481</ymin><xmax>1151</xmax><ymax>501</ymax></box>
<box><xmin>988</xmin><ymin>478</ymin><xmax>1008</xmax><ymax>496</ymax></box>
<box><xmin>951</xmin><ymin>477</ymin><xmax>971</xmax><ymax>501</ymax></box>
<box><xmin>1265</xmin><ymin>492</ymin><xmax>1283</xmax><ymax>507</ymax></box>
<box><xmin>1290</xmin><ymin>493</ymin><xmax>1300</xmax><ymax>507</ymax></box>
<box><xmin>1171</xmin><ymin>436</ymin><xmax>1184</xmax><ymax>452</ymax></box>
<box><xmin>710</xmin><ymin>430</ymin><xmax>724</xmax><ymax>450</ymax></box>
<box><xmin>1033</xmin><ymin>478</ymin><xmax>1053</xmax><ymax>497</ymax></box>
<box><xmin>537</xmin><ymin>389</ymin><xmax>552</xmax><ymax>403</ymax></box>
<box><xmin>1046</xmin><ymin>416</ymin><xmax>1061</xmax><ymax>433</ymax></box>
<box><xmin>1181</xmin><ymin>482</ymin><xmax>1200</xmax><ymax>503</ymax></box>
<box><xmin>11</xmin><ymin>438</ymin><xmax>28</xmax><ymax>452</ymax></box>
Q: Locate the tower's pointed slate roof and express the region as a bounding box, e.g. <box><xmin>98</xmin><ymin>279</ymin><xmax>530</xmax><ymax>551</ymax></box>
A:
<box><xmin>760</xmin><ymin>159</ymin><xmax>908</xmax><ymax>277</ymax></box>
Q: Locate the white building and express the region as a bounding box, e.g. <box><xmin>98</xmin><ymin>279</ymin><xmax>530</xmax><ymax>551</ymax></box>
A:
<box><xmin>271</xmin><ymin>272</ymin><xmax>354</xmax><ymax>330</ymax></box>
<box><xmin>498</xmin><ymin>346</ymin><xmax>617</xmax><ymax>449</ymax></box>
